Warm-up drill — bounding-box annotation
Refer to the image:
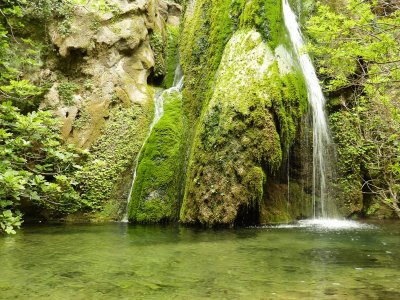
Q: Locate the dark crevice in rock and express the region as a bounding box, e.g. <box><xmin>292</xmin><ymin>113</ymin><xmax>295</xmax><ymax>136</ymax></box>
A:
<box><xmin>147</xmin><ymin>67</ymin><xmax>164</xmax><ymax>86</ymax></box>
<box><xmin>56</xmin><ymin>48</ymin><xmax>88</xmax><ymax>75</ymax></box>
<box><xmin>234</xmin><ymin>202</ymin><xmax>260</xmax><ymax>226</ymax></box>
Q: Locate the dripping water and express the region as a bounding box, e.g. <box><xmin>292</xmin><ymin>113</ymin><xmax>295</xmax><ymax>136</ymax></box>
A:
<box><xmin>287</xmin><ymin>148</ymin><xmax>290</xmax><ymax>219</ymax></box>
<box><xmin>121</xmin><ymin>67</ymin><xmax>184</xmax><ymax>222</ymax></box>
<box><xmin>282</xmin><ymin>0</ymin><xmax>336</xmax><ymax>218</ymax></box>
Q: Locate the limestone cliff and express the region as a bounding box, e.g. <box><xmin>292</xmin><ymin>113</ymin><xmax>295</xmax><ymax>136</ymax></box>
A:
<box><xmin>41</xmin><ymin>0</ymin><xmax>180</xmax><ymax>147</ymax></box>
<box><xmin>39</xmin><ymin>0</ymin><xmax>181</xmax><ymax>220</ymax></box>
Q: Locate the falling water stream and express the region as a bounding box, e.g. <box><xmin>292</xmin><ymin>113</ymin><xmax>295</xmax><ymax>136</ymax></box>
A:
<box><xmin>122</xmin><ymin>68</ymin><xmax>184</xmax><ymax>222</ymax></box>
<box><xmin>282</xmin><ymin>0</ymin><xmax>335</xmax><ymax>219</ymax></box>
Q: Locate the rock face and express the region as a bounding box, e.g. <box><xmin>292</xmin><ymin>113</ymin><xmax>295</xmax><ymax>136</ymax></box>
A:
<box><xmin>181</xmin><ymin>30</ymin><xmax>280</xmax><ymax>225</ymax></box>
<box><xmin>40</xmin><ymin>0</ymin><xmax>181</xmax><ymax>220</ymax></box>
<box><xmin>128</xmin><ymin>89</ymin><xmax>184</xmax><ymax>223</ymax></box>
<box><xmin>35</xmin><ymin>0</ymin><xmax>348</xmax><ymax>225</ymax></box>
<box><xmin>180</xmin><ymin>29</ymin><xmax>308</xmax><ymax>226</ymax></box>
<box><xmin>42</xmin><ymin>0</ymin><xmax>178</xmax><ymax>148</ymax></box>
<box><xmin>178</xmin><ymin>0</ymin><xmax>311</xmax><ymax>226</ymax></box>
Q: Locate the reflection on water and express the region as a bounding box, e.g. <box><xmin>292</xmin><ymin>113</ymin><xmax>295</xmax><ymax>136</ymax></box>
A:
<box><xmin>0</xmin><ymin>222</ymin><xmax>399</xmax><ymax>299</ymax></box>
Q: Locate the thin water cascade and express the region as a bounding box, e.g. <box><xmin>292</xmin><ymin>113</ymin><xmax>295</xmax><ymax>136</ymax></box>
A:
<box><xmin>121</xmin><ymin>68</ymin><xmax>184</xmax><ymax>222</ymax></box>
<box><xmin>282</xmin><ymin>0</ymin><xmax>335</xmax><ymax>218</ymax></box>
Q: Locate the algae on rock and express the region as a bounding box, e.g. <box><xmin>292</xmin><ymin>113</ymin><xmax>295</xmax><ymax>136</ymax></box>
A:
<box><xmin>128</xmin><ymin>90</ymin><xmax>185</xmax><ymax>223</ymax></box>
<box><xmin>162</xmin><ymin>25</ymin><xmax>180</xmax><ymax>88</ymax></box>
<box><xmin>76</xmin><ymin>101</ymin><xmax>153</xmax><ymax>220</ymax></box>
<box><xmin>180</xmin><ymin>30</ymin><xmax>308</xmax><ymax>226</ymax></box>
<box><xmin>37</xmin><ymin>0</ymin><xmax>183</xmax><ymax>220</ymax></box>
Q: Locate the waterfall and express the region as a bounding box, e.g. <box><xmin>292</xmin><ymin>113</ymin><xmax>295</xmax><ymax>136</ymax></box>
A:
<box><xmin>121</xmin><ymin>68</ymin><xmax>184</xmax><ymax>222</ymax></box>
<box><xmin>282</xmin><ymin>0</ymin><xmax>335</xmax><ymax>218</ymax></box>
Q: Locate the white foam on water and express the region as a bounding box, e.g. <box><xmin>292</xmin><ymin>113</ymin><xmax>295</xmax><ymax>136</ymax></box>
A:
<box><xmin>261</xmin><ymin>219</ymin><xmax>376</xmax><ymax>230</ymax></box>
<box><xmin>298</xmin><ymin>219</ymin><xmax>375</xmax><ymax>229</ymax></box>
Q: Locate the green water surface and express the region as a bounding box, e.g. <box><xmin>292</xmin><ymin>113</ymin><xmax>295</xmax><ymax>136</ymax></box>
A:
<box><xmin>0</xmin><ymin>222</ymin><xmax>399</xmax><ymax>299</ymax></box>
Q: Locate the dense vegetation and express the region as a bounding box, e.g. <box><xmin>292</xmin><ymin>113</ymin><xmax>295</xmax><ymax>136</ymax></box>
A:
<box><xmin>307</xmin><ymin>0</ymin><xmax>400</xmax><ymax>217</ymax></box>
<box><xmin>0</xmin><ymin>0</ymin><xmax>91</xmax><ymax>234</ymax></box>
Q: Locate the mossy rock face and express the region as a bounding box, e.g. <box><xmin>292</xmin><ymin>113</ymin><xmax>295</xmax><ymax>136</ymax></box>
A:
<box><xmin>128</xmin><ymin>90</ymin><xmax>184</xmax><ymax>223</ymax></box>
<box><xmin>37</xmin><ymin>1</ymin><xmax>183</xmax><ymax>221</ymax></box>
<box><xmin>180</xmin><ymin>0</ymin><xmax>284</xmax><ymax>124</ymax></box>
<box><xmin>75</xmin><ymin>99</ymin><xmax>153</xmax><ymax>220</ymax></box>
<box><xmin>162</xmin><ymin>25</ymin><xmax>180</xmax><ymax>88</ymax></box>
<box><xmin>260</xmin><ymin>181</ymin><xmax>313</xmax><ymax>223</ymax></box>
<box><xmin>288</xmin><ymin>0</ymin><xmax>317</xmax><ymax>24</ymax></box>
<box><xmin>238</xmin><ymin>0</ymin><xmax>284</xmax><ymax>48</ymax></box>
<box><xmin>180</xmin><ymin>30</ymin><xmax>307</xmax><ymax>226</ymax></box>
<box><xmin>334</xmin><ymin>179</ymin><xmax>363</xmax><ymax>217</ymax></box>
<box><xmin>150</xmin><ymin>31</ymin><xmax>167</xmax><ymax>79</ymax></box>
<box><xmin>178</xmin><ymin>0</ymin><xmax>311</xmax><ymax>225</ymax></box>
<box><xmin>180</xmin><ymin>0</ymin><xmax>239</xmax><ymax>127</ymax></box>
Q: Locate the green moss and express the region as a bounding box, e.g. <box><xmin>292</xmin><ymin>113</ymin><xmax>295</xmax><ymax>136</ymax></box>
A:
<box><xmin>162</xmin><ymin>25</ymin><xmax>180</xmax><ymax>88</ymax></box>
<box><xmin>128</xmin><ymin>90</ymin><xmax>184</xmax><ymax>223</ymax></box>
<box><xmin>181</xmin><ymin>30</ymin><xmax>278</xmax><ymax>226</ymax></box>
<box><xmin>150</xmin><ymin>31</ymin><xmax>166</xmax><ymax>79</ymax></box>
<box><xmin>89</xmin><ymin>199</ymin><xmax>121</xmax><ymax>222</ymax></box>
<box><xmin>179</xmin><ymin>2</ymin><xmax>270</xmax><ymax>224</ymax></box>
<box><xmin>76</xmin><ymin>100</ymin><xmax>153</xmax><ymax>219</ymax></box>
<box><xmin>178</xmin><ymin>0</ymin><xmax>311</xmax><ymax>225</ymax></box>
<box><xmin>73</xmin><ymin>110</ymin><xmax>91</xmax><ymax>130</ymax></box>
<box><xmin>267</xmin><ymin>62</ymin><xmax>308</xmax><ymax>153</ymax></box>
<box><xmin>238</xmin><ymin>0</ymin><xmax>284</xmax><ymax>48</ymax></box>
<box><xmin>58</xmin><ymin>81</ymin><xmax>79</xmax><ymax>106</ymax></box>
<box><xmin>179</xmin><ymin>0</ymin><xmax>291</xmax><ymax>157</ymax></box>
<box><xmin>328</xmin><ymin>109</ymin><xmax>365</xmax><ymax>215</ymax></box>
<box><xmin>180</xmin><ymin>0</ymin><xmax>237</xmax><ymax>124</ymax></box>
<box><xmin>150</xmin><ymin>24</ymin><xmax>180</xmax><ymax>84</ymax></box>
<box><xmin>180</xmin><ymin>29</ymin><xmax>308</xmax><ymax>226</ymax></box>
<box><xmin>260</xmin><ymin>181</ymin><xmax>313</xmax><ymax>223</ymax></box>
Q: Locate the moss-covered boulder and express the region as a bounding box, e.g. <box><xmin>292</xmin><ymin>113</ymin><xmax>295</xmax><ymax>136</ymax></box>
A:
<box><xmin>128</xmin><ymin>90</ymin><xmax>184</xmax><ymax>223</ymax></box>
<box><xmin>180</xmin><ymin>30</ymin><xmax>307</xmax><ymax>226</ymax></box>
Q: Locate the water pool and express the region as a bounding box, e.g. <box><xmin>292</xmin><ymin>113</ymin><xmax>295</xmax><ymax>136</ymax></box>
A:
<box><xmin>0</xmin><ymin>221</ymin><xmax>399</xmax><ymax>299</ymax></box>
